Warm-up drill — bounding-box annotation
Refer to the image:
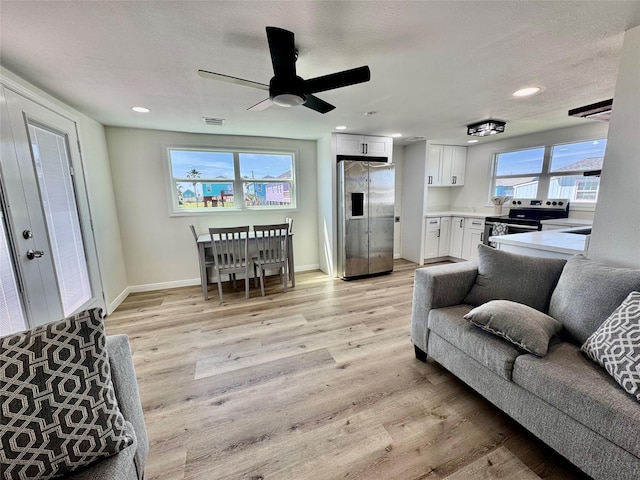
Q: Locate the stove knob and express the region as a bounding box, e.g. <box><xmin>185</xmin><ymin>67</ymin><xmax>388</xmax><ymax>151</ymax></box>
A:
<box><xmin>558</xmin><ymin>201</ymin><xmax>564</xmax><ymax>206</ymax></box>
<box><xmin>552</xmin><ymin>201</ymin><xmax>557</xmax><ymax>205</ymax></box>
<box><xmin>517</xmin><ymin>200</ymin><xmax>522</xmax><ymax>205</ymax></box>
<box><xmin>512</xmin><ymin>200</ymin><xmax>517</xmax><ymax>205</ymax></box>
<box><xmin>546</xmin><ymin>201</ymin><xmax>551</xmax><ymax>205</ymax></box>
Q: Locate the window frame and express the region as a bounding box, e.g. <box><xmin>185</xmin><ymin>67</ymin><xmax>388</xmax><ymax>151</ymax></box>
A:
<box><xmin>166</xmin><ymin>145</ymin><xmax>298</xmax><ymax>216</ymax></box>
<box><xmin>489</xmin><ymin>137</ymin><xmax>606</xmax><ymax>209</ymax></box>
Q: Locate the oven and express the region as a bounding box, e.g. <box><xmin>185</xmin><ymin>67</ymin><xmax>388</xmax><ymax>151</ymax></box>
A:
<box><xmin>483</xmin><ymin>198</ymin><xmax>570</xmax><ymax>246</ymax></box>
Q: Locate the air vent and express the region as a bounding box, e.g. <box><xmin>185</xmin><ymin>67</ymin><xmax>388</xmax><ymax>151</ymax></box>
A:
<box><xmin>405</xmin><ymin>136</ymin><xmax>427</xmax><ymax>142</ymax></box>
<box><xmin>202</xmin><ymin>117</ymin><xmax>226</xmax><ymax>126</ymax></box>
<box><xmin>568</xmin><ymin>99</ymin><xmax>613</xmax><ymax>122</ymax></box>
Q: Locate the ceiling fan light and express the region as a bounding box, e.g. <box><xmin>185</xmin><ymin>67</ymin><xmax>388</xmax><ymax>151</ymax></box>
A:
<box><xmin>467</xmin><ymin>119</ymin><xmax>506</xmax><ymax>136</ymax></box>
<box><xmin>272</xmin><ymin>93</ymin><xmax>305</xmax><ymax>107</ymax></box>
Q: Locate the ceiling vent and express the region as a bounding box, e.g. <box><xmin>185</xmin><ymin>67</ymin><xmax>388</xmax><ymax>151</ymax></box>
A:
<box><xmin>568</xmin><ymin>99</ymin><xmax>613</xmax><ymax>122</ymax></box>
<box><xmin>405</xmin><ymin>136</ymin><xmax>427</xmax><ymax>142</ymax></box>
<box><xmin>202</xmin><ymin>117</ymin><xmax>226</xmax><ymax>126</ymax></box>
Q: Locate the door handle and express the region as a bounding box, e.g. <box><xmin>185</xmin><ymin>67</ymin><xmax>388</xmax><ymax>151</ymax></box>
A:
<box><xmin>26</xmin><ymin>249</ymin><xmax>45</xmax><ymax>260</ymax></box>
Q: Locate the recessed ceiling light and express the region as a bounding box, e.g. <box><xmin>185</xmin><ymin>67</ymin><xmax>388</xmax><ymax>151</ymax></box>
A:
<box><xmin>335</xmin><ymin>125</ymin><xmax>348</xmax><ymax>130</ymax></box>
<box><xmin>364</xmin><ymin>111</ymin><xmax>377</xmax><ymax>116</ymax></box>
<box><xmin>131</xmin><ymin>106</ymin><xmax>150</xmax><ymax>113</ymax></box>
<box><xmin>390</xmin><ymin>133</ymin><xmax>402</xmax><ymax>138</ymax></box>
<box><xmin>467</xmin><ymin>139</ymin><xmax>479</xmax><ymax>144</ymax></box>
<box><xmin>512</xmin><ymin>87</ymin><xmax>542</xmax><ymax>97</ymax></box>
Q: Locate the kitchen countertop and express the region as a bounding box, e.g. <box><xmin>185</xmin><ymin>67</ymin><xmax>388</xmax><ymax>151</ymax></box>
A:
<box><xmin>426</xmin><ymin>211</ymin><xmax>488</xmax><ymax>219</ymax></box>
<box><xmin>540</xmin><ymin>218</ymin><xmax>593</xmax><ymax>227</ymax></box>
<box><xmin>490</xmin><ymin>229</ymin><xmax>588</xmax><ymax>256</ymax></box>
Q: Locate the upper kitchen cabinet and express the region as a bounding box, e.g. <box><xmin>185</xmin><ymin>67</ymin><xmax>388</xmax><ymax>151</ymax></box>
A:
<box><xmin>426</xmin><ymin>144</ymin><xmax>467</xmax><ymax>187</ymax></box>
<box><xmin>335</xmin><ymin>134</ymin><xmax>393</xmax><ymax>159</ymax></box>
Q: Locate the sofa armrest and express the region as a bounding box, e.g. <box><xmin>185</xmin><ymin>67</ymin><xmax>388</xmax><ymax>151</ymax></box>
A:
<box><xmin>106</xmin><ymin>334</ymin><xmax>148</xmax><ymax>480</ymax></box>
<box><xmin>411</xmin><ymin>261</ymin><xmax>478</xmax><ymax>355</ymax></box>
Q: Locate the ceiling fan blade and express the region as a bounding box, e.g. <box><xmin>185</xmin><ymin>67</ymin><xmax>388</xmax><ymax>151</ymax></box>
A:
<box><xmin>304</xmin><ymin>66</ymin><xmax>371</xmax><ymax>94</ymax></box>
<box><xmin>198</xmin><ymin>69</ymin><xmax>269</xmax><ymax>91</ymax></box>
<box><xmin>303</xmin><ymin>94</ymin><xmax>335</xmax><ymax>114</ymax></box>
<box><xmin>248</xmin><ymin>98</ymin><xmax>273</xmax><ymax>111</ymax></box>
<box><xmin>266</xmin><ymin>26</ymin><xmax>296</xmax><ymax>77</ymax></box>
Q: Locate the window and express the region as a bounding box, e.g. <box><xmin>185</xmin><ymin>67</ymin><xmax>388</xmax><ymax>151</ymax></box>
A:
<box><xmin>491</xmin><ymin>139</ymin><xmax>606</xmax><ymax>204</ymax></box>
<box><xmin>168</xmin><ymin>148</ymin><xmax>296</xmax><ymax>213</ymax></box>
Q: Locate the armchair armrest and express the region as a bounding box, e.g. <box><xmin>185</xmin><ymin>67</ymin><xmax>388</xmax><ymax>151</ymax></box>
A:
<box><xmin>411</xmin><ymin>261</ymin><xmax>478</xmax><ymax>355</ymax></box>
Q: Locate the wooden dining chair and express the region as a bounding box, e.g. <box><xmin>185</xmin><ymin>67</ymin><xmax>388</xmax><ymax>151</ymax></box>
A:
<box><xmin>190</xmin><ymin>224</ymin><xmax>216</xmax><ymax>301</ymax></box>
<box><xmin>252</xmin><ymin>223</ymin><xmax>289</xmax><ymax>297</ymax></box>
<box><xmin>209</xmin><ymin>226</ymin><xmax>251</xmax><ymax>303</ymax></box>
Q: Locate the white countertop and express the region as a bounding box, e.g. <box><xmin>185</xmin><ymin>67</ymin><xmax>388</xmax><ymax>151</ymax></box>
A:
<box><xmin>426</xmin><ymin>211</ymin><xmax>488</xmax><ymax>219</ymax></box>
<box><xmin>540</xmin><ymin>218</ymin><xmax>593</xmax><ymax>227</ymax></box>
<box><xmin>490</xmin><ymin>230</ymin><xmax>588</xmax><ymax>255</ymax></box>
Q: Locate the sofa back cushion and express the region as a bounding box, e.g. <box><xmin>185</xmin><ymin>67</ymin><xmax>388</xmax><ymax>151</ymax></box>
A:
<box><xmin>463</xmin><ymin>244</ymin><xmax>566</xmax><ymax>312</ymax></box>
<box><xmin>549</xmin><ymin>255</ymin><xmax>640</xmax><ymax>344</ymax></box>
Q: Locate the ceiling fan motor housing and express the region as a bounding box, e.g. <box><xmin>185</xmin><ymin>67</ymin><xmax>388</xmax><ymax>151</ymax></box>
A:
<box><xmin>270</xmin><ymin>75</ymin><xmax>306</xmax><ymax>106</ymax></box>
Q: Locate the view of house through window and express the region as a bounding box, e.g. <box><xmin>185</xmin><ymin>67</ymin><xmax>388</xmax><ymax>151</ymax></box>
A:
<box><xmin>168</xmin><ymin>148</ymin><xmax>295</xmax><ymax>212</ymax></box>
<box><xmin>492</xmin><ymin>139</ymin><xmax>606</xmax><ymax>203</ymax></box>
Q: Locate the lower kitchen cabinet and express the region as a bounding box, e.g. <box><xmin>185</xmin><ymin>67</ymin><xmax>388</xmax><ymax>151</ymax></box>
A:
<box><xmin>461</xmin><ymin>218</ymin><xmax>485</xmax><ymax>260</ymax></box>
<box><xmin>450</xmin><ymin>217</ymin><xmax>465</xmax><ymax>258</ymax></box>
<box><xmin>438</xmin><ymin>217</ymin><xmax>451</xmax><ymax>256</ymax></box>
<box><xmin>424</xmin><ymin>217</ymin><xmax>441</xmax><ymax>259</ymax></box>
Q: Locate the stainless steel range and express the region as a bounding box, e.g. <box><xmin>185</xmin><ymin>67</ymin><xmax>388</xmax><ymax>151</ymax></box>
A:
<box><xmin>483</xmin><ymin>198</ymin><xmax>570</xmax><ymax>245</ymax></box>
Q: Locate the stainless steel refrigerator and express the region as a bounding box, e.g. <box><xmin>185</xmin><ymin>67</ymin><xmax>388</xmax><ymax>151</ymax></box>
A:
<box><xmin>337</xmin><ymin>160</ymin><xmax>395</xmax><ymax>279</ymax></box>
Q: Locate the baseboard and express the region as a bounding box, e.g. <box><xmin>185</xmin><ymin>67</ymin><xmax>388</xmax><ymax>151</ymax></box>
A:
<box><xmin>106</xmin><ymin>287</ymin><xmax>130</xmax><ymax>315</ymax></box>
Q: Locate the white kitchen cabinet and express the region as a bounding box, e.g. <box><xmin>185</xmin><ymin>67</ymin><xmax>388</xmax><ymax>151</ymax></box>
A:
<box><xmin>461</xmin><ymin>218</ymin><xmax>485</xmax><ymax>260</ymax></box>
<box><xmin>426</xmin><ymin>144</ymin><xmax>467</xmax><ymax>187</ymax></box>
<box><xmin>424</xmin><ymin>217</ymin><xmax>441</xmax><ymax>259</ymax></box>
<box><xmin>438</xmin><ymin>217</ymin><xmax>451</xmax><ymax>256</ymax></box>
<box><xmin>335</xmin><ymin>134</ymin><xmax>393</xmax><ymax>158</ymax></box>
<box><xmin>450</xmin><ymin>216</ymin><xmax>465</xmax><ymax>258</ymax></box>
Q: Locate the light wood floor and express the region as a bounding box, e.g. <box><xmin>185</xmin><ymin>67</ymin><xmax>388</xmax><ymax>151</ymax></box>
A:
<box><xmin>106</xmin><ymin>260</ymin><xmax>588</xmax><ymax>480</ymax></box>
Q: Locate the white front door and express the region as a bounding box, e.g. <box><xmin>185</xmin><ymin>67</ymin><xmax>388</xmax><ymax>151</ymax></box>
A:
<box><xmin>0</xmin><ymin>86</ymin><xmax>102</xmax><ymax>333</ymax></box>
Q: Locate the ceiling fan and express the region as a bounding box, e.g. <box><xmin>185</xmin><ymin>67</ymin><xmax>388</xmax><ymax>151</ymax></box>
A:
<box><xmin>198</xmin><ymin>26</ymin><xmax>371</xmax><ymax>114</ymax></box>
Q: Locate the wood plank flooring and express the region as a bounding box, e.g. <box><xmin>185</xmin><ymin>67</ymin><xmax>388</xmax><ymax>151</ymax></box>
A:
<box><xmin>106</xmin><ymin>260</ymin><xmax>588</xmax><ymax>480</ymax></box>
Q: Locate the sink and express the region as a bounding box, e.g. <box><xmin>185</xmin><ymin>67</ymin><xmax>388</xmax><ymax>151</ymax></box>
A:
<box><xmin>567</xmin><ymin>228</ymin><xmax>591</xmax><ymax>235</ymax></box>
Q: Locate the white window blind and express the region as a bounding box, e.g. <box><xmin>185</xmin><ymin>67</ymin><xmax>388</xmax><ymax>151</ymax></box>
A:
<box><xmin>0</xmin><ymin>208</ymin><xmax>26</xmax><ymax>335</ymax></box>
<box><xmin>29</xmin><ymin>123</ymin><xmax>91</xmax><ymax>316</ymax></box>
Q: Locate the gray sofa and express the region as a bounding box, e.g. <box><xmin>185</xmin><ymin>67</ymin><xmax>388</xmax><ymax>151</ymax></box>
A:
<box><xmin>68</xmin><ymin>334</ymin><xmax>148</xmax><ymax>480</ymax></box>
<box><xmin>411</xmin><ymin>245</ymin><xmax>640</xmax><ymax>480</ymax></box>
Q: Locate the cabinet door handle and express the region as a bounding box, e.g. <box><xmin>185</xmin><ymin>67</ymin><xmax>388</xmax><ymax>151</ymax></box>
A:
<box><xmin>452</xmin><ymin>176</ymin><xmax>457</xmax><ymax>184</ymax></box>
<box><xmin>459</xmin><ymin>219</ymin><xmax>463</xmax><ymax>228</ymax></box>
<box><xmin>437</xmin><ymin>229</ymin><xmax>440</xmax><ymax>238</ymax></box>
<box><xmin>428</xmin><ymin>175</ymin><xmax>432</xmax><ymax>185</ymax></box>
<box><xmin>481</xmin><ymin>233</ymin><xmax>484</xmax><ymax>241</ymax></box>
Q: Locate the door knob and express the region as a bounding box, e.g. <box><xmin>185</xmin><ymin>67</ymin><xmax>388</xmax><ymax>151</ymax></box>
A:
<box><xmin>26</xmin><ymin>249</ymin><xmax>45</xmax><ymax>260</ymax></box>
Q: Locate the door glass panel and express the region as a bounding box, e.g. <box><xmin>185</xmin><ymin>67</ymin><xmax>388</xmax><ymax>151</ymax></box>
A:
<box><xmin>0</xmin><ymin>207</ymin><xmax>26</xmax><ymax>335</ymax></box>
<box><xmin>28</xmin><ymin>123</ymin><xmax>91</xmax><ymax>316</ymax></box>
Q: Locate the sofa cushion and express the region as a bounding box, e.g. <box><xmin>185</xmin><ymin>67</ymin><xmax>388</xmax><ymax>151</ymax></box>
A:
<box><xmin>464</xmin><ymin>300</ymin><xmax>562</xmax><ymax>356</ymax></box>
<box><xmin>428</xmin><ymin>304</ymin><xmax>524</xmax><ymax>380</ymax></box>
<box><xmin>549</xmin><ymin>255</ymin><xmax>640</xmax><ymax>344</ymax></box>
<box><xmin>513</xmin><ymin>342</ymin><xmax>640</xmax><ymax>459</ymax></box>
<box><xmin>582</xmin><ymin>291</ymin><xmax>640</xmax><ymax>402</ymax></box>
<box><xmin>463</xmin><ymin>244</ymin><xmax>566</xmax><ymax>312</ymax></box>
<box><xmin>0</xmin><ymin>308</ymin><xmax>134</xmax><ymax>480</ymax></box>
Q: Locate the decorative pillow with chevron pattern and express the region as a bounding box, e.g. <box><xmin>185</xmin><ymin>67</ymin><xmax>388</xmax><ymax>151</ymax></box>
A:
<box><xmin>582</xmin><ymin>291</ymin><xmax>640</xmax><ymax>402</ymax></box>
<box><xmin>0</xmin><ymin>308</ymin><xmax>133</xmax><ymax>479</ymax></box>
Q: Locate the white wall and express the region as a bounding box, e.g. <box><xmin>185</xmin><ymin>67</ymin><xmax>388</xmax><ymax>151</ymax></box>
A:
<box><xmin>589</xmin><ymin>25</ymin><xmax>640</xmax><ymax>267</ymax></box>
<box><xmin>105</xmin><ymin>127</ymin><xmax>319</xmax><ymax>290</ymax></box>
<box><xmin>450</xmin><ymin>122</ymin><xmax>610</xmax><ymax>219</ymax></box>
<box><xmin>401</xmin><ymin>141</ymin><xmax>428</xmax><ymax>264</ymax></box>
<box><xmin>316</xmin><ymin>135</ymin><xmax>334</xmax><ymax>275</ymax></box>
<box><xmin>392</xmin><ymin>144</ymin><xmax>403</xmax><ymax>258</ymax></box>
<box><xmin>0</xmin><ymin>68</ymin><xmax>128</xmax><ymax>314</ymax></box>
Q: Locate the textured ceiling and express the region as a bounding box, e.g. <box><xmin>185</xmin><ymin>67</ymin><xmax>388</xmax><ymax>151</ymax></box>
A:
<box><xmin>2</xmin><ymin>1</ymin><xmax>639</xmax><ymax>145</ymax></box>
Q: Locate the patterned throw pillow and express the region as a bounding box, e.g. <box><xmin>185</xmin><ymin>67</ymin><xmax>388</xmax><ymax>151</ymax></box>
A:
<box><xmin>582</xmin><ymin>292</ymin><xmax>640</xmax><ymax>401</ymax></box>
<box><xmin>1</xmin><ymin>308</ymin><xmax>133</xmax><ymax>479</ymax></box>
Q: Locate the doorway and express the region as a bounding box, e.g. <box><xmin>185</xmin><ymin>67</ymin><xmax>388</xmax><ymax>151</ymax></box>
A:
<box><xmin>0</xmin><ymin>85</ymin><xmax>103</xmax><ymax>335</ymax></box>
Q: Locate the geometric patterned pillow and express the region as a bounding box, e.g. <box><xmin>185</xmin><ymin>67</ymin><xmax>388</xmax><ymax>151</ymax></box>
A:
<box><xmin>582</xmin><ymin>291</ymin><xmax>640</xmax><ymax>402</ymax></box>
<box><xmin>0</xmin><ymin>308</ymin><xmax>133</xmax><ymax>480</ymax></box>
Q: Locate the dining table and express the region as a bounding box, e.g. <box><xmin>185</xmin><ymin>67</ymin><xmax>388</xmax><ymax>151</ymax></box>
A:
<box><xmin>196</xmin><ymin>230</ymin><xmax>295</xmax><ymax>288</ymax></box>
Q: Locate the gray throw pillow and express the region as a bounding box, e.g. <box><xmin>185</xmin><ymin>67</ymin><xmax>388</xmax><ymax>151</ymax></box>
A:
<box><xmin>0</xmin><ymin>308</ymin><xmax>133</xmax><ymax>480</ymax></box>
<box><xmin>549</xmin><ymin>255</ymin><xmax>640</xmax><ymax>344</ymax></box>
<box><xmin>582</xmin><ymin>291</ymin><xmax>640</xmax><ymax>402</ymax></box>
<box><xmin>463</xmin><ymin>244</ymin><xmax>566</xmax><ymax>312</ymax></box>
<box><xmin>464</xmin><ymin>300</ymin><xmax>563</xmax><ymax>356</ymax></box>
